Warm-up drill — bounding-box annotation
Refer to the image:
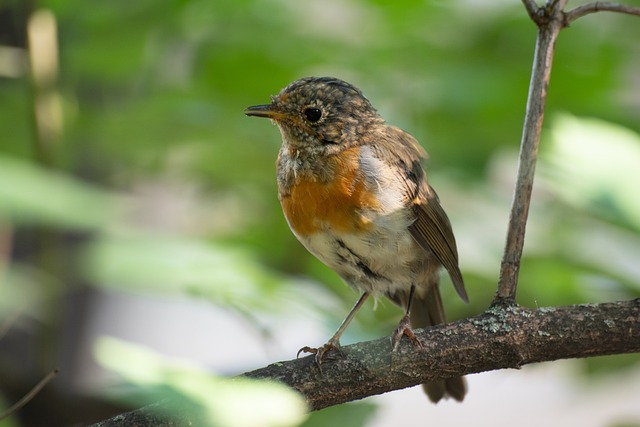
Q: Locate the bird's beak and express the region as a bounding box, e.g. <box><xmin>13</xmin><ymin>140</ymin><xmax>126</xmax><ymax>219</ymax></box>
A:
<box><xmin>244</xmin><ymin>104</ymin><xmax>285</xmax><ymax>119</ymax></box>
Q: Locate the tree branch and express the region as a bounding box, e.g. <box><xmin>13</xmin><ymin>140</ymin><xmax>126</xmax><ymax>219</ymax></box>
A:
<box><xmin>496</xmin><ymin>0</ymin><xmax>567</xmax><ymax>302</ymax></box>
<box><xmin>564</xmin><ymin>2</ymin><xmax>640</xmax><ymax>25</ymax></box>
<box><xmin>89</xmin><ymin>300</ymin><xmax>640</xmax><ymax>426</ymax></box>
<box><xmin>521</xmin><ymin>0</ymin><xmax>542</xmax><ymax>24</ymax></box>
<box><xmin>245</xmin><ymin>300</ymin><xmax>639</xmax><ymax>410</ymax></box>
<box><xmin>497</xmin><ymin>0</ymin><xmax>640</xmax><ymax>302</ymax></box>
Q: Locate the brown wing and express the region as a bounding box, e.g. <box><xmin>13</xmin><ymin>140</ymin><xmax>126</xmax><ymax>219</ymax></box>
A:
<box><xmin>366</xmin><ymin>124</ymin><xmax>467</xmax><ymax>302</ymax></box>
<box><xmin>409</xmin><ymin>184</ymin><xmax>468</xmax><ymax>303</ymax></box>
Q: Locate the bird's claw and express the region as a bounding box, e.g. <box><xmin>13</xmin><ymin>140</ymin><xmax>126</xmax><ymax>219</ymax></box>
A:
<box><xmin>297</xmin><ymin>341</ymin><xmax>344</xmax><ymax>369</ymax></box>
<box><xmin>391</xmin><ymin>314</ymin><xmax>424</xmax><ymax>353</ymax></box>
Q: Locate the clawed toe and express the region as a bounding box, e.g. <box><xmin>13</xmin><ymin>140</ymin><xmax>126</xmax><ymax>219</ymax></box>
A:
<box><xmin>296</xmin><ymin>346</ymin><xmax>318</xmax><ymax>358</ymax></box>
<box><xmin>297</xmin><ymin>341</ymin><xmax>343</xmax><ymax>368</ymax></box>
<box><xmin>392</xmin><ymin>314</ymin><xmax>424</xmax><ymax>353</ymax></box>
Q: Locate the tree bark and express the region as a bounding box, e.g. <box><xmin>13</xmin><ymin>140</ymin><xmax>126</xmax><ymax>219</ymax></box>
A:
<box><xmin>88</xmin><ymin>299</ymin><xmax>639</xmax><ymax>426</ymax></box>
<box><xmin>244</xmin><ymin>299</ymin><xmax>640</xmax><ymax>410</ymax></box>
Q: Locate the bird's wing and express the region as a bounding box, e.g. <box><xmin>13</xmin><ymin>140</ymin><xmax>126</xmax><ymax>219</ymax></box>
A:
<box><xmin>409</xmin><ymin>184</ymin><xmax>468</xmax><ymax>302</ymax></box>
<box><xmin>371</xmin><ymin>125</ymin><xmax>468</xmax><ymax>302</ymax></box>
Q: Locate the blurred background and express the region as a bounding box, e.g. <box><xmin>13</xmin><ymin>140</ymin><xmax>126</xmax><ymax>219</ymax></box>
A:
<box><xmin>1</xmin><ymin>0</ymin><xmax>639</xmax><ymax>426</ymax></box>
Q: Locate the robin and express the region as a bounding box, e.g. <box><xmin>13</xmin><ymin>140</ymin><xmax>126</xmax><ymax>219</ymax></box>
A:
<box><xmin>245</xmin><ymin>76</ymin><xmax>468</xmax><ymax>403</ymax></box>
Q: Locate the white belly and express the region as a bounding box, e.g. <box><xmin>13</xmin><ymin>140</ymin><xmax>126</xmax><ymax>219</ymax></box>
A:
<box><xmin>299</xmin><ymin>209</ymin><xmax>423</xmax><ymax>296</ymax></box>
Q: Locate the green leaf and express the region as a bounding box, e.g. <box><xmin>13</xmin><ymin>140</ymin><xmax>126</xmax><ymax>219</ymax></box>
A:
<box><xmin>94</xmin><ymin>336</ymin><xmax>308</xmax><ymax>427</ymax></box>
<box><xmin>300</xmin><ymin>401</ymin><xmax>377</xmax><ymax>427</ymax></box>
<box><xmin>541</xmin><ymin>114</ymin><xmax>640</xmax><ymax>230</ymax></box>
<box><xmin>0</xmin><ymin>155</ymin><xmax>115</xmax><ymax>230</ymax></box>
<box><xmin>81</xmin><ymin>233</ymin><xmax>292</xmax><ymax>311</ymax></box>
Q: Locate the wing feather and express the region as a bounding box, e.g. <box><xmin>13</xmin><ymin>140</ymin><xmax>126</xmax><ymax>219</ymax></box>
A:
<box><xmin>409</xmin><ymin>186</ymin><xmax>468</xmax><ymax>302</ymax></box>
<box><xmin>368</xmin><ymin>125</ymin><xmax>468</xmax><ymax>302</ymax></box>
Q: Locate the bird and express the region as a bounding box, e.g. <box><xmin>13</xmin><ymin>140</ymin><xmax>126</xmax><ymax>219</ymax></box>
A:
<box><xmin>244</xmin><ymin>76</ymin><xmax>468</xmax><ymax>402</ymax></box>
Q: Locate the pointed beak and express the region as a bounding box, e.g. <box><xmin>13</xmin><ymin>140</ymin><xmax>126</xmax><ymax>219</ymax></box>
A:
<box><xmin>244</xmin><ymin>104</ymin><xmax>283</xmax><ymax>119</ymax></box>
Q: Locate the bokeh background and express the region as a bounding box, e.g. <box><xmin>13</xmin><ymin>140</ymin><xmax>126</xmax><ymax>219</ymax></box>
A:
<box><xmin>1</xmin><ymin>0</ymin><xmax>639</xmax><ymax>426</ymax></box>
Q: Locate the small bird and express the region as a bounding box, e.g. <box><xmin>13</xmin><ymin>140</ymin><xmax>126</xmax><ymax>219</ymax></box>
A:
<box><xmin>245</xmin><ymin>77</ymin><xmax>468</xmax><ymax>402</ymax></box>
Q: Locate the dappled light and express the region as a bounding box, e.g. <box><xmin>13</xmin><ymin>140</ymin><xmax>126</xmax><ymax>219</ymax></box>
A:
<box><xmin>0</xmin><ymin>1</ymin><xmax>639</xmax><ymax>426</ymax></box>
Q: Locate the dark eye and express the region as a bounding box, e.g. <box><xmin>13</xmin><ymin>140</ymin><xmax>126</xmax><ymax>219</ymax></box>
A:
<box><xmin>303</xmin><ymin>107</ymin><xmax>322</xmax><ymax>123</ymax></box>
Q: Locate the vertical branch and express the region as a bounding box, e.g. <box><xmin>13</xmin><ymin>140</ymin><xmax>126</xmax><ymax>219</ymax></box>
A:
<box><xmin>495</xmin><ymin>0</ymin><xmax>567</xmax><ymax>304</ymax></box>
<box><xmin>497</xmin><ymin>0</ymin><xmax>640</xmax><ymax>304</ymax></box>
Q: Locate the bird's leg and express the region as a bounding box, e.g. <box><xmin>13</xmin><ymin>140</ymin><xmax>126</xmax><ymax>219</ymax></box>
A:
<box><xmin>391</xmin><ymin>285</ymin><xmax>424</xmax><ymax>352</ymax></box>
<box><xmin>298</xmin><ymin>292</ymin><xmax>370</xmax><ymax>366</ymax></box>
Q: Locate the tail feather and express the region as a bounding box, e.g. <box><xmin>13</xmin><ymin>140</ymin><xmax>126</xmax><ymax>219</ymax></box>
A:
<box><xmin>410</xmin><ymin>285</ymin><xmax>467</xmax><ymax>403</ymax></box>
<box><xmin>422</xmin><ymin>377</ymin><xmax>467</xmax><ymax>403</ymax></box>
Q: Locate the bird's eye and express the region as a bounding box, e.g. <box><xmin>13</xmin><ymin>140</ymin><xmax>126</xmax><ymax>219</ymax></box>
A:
<box><xmin>303</xmin><ymin>107</ymin><xmax>322</xmax><ymax>123</ymax></box>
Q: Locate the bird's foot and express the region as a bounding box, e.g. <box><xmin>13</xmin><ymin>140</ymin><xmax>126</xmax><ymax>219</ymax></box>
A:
<box><xmin>297</xmin><ymin>339</ymin><xmax>344</xmax><ymax>370</ymax></box>
<box><xmin>391</xmin><ymin>313</ymin><xmax>424</xmax><ymax>353</ymax></box>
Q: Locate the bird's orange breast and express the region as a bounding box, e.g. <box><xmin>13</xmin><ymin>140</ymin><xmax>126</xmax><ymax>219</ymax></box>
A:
<box><xmin>279</xmin><ymin>147</ymin><xmax>379</xmax><ymax>237</ymax></box>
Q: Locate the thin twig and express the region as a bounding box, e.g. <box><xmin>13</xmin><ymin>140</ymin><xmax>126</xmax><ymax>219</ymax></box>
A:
<box><xmin>565</xmin><ymin>2</ymin><xmax>640</xmax><ymax>25</ymax></box>
<box><xmin>495</xmin><ymin>0</ymin><xmax>568</xmax><ymax>303</ymax></box>
<box><xmin>498</xmin><ymin>0</ymin><xmax>640</xmax><ymax>302</ymax></box>
<box><xmin>521</xmin><ymin>0</ymin><xmax>542</xmax><ymax>22</ymax></box>
<box><xmin>0</xmin><ymin>368</ymin><xmax>59</xmax><ymax>421</ymax></box>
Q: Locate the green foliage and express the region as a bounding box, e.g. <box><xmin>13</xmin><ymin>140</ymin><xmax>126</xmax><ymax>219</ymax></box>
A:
<box><xmin>542</xmin><ymin>114</ymin><xmax>640</xmax><ymax>231</ymax></box>
<box><xmin>0</xmin><ymin>155</ymin><xmax>114</xmax><ymax>229</ymax></box>
<box><xmin>1</xmin><ymin>0</ymin><xmax>640</xmax><ymax>425</ymax></box>
<box><xmin>95</xmin><ymin>337</ymin><xmax>308</xmax><ymax>427</ymax></box>
<box><xmin>300</xmin><ymin>401</ymin><xmax>377</xmax><ymax>427</ymax></box>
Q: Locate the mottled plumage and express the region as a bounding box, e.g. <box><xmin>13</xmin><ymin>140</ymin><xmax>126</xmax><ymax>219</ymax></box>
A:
<box><xmin>245</xmin><ymin>77</ymin><xmax>468</xmax><ymax>402</ymax></box>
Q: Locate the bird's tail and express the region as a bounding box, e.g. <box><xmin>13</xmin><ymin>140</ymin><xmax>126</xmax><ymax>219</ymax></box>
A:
<box><xmin>410</xmin><ymin>285</ymin><xmax>467</xmax><ymax>403</ymax></box>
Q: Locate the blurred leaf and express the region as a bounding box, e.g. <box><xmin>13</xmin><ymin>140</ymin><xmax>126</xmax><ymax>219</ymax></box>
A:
<box><xmin>581</xmin><ymin>354</ymin><xmax>640</xmax><ymax>377</ymax></box>
<box><xmin>524</xmin><ymin>115</ymin><xmax>640</xmax><ymax>306</ymax></box>
<box><xmin>517</xmin><ymin>256</ymin><xmax>592</xmax><ymax>306</ymax></box>
<box><xmin>95</xmin><ymin>336</ymin><xmax>308</xmax><ymax>427</ymax></box>
<box><xmin>82</xmin><ymin>233</ymin><xmax>295</xmax><ymax>312</ymax></box>
<box><xmin>541</xmin><ymin>114</ymin><xmax>640</xmax><ymax>230</ymax></box>
<box><xmin>300</xmin><ymin>401</ymin><xmax>376</xmax><ymax>427</ymax></box>
<box><xmin>0</xmin><ymin>155</ymin><xmax>115</xmax><ymax>229</ymax></box>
